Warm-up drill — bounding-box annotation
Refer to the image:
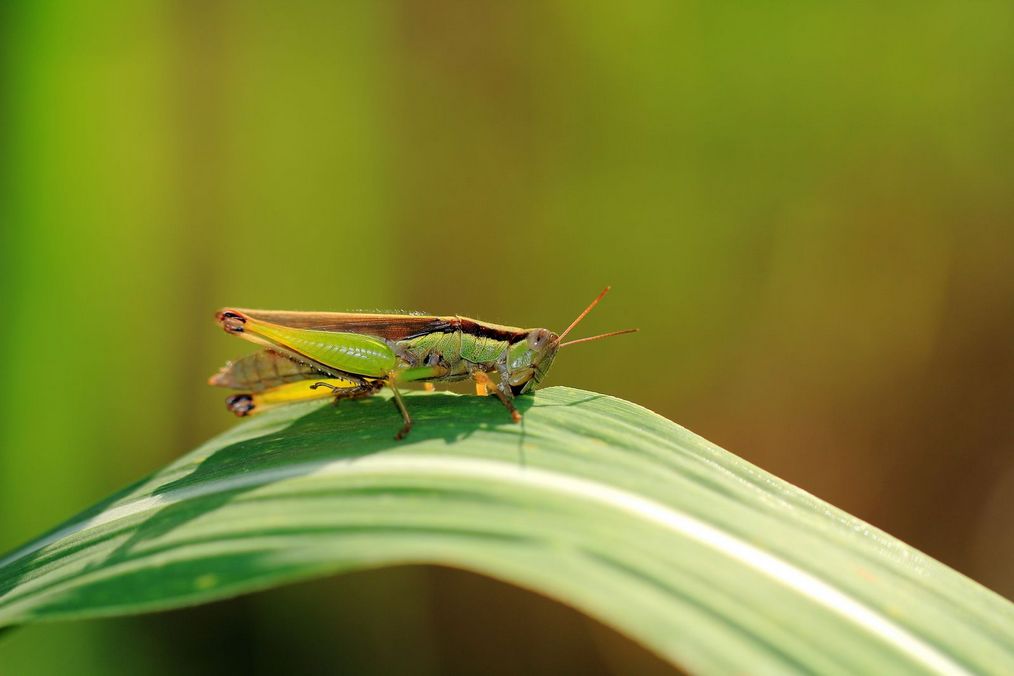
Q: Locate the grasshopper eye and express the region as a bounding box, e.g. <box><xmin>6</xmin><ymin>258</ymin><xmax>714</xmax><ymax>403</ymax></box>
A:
<box><xmin>527</xmin><ymin>328</ymin><xmax>552</xmax><ymax>350</ymax></box>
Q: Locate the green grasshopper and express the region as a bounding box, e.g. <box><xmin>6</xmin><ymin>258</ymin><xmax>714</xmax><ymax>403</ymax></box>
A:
<box><xmin>210</xmin><ymin>287</ymin><xmax>636</xmax><ymax>439</ymax></box>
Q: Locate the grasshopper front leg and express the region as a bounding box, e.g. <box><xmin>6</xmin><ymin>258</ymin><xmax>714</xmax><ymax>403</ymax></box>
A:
<box><xmin>472</xmin><ymin>368</ymin><xmax>522</xmax><ymax>424</ymax></box>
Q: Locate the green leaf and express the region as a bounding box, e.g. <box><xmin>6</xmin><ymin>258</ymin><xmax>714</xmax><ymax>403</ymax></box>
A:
<box><xmin>0</xmin><ymin>387</ymin><xmax>1011</xmax><ymax>673</ymax></box>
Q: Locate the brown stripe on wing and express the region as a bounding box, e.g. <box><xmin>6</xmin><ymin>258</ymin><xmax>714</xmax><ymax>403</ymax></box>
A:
<box><xmin>230</xmin><ymin>309</ymin><xmax>455</xmax><ymax>340</ymax></box>
<box><xmin>456</xmin><ymin>317</ymin><xmax>529</xmax><ymax>343</ymax></box>
<box><xmin>229</xmin><ymin>309</ymin><xmax>531</xmax><ymax>343</ymax></box>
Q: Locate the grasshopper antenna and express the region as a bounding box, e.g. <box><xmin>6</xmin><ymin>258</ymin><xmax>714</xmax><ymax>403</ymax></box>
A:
<box><xmin>555</xmin><ymin>286</ymin><xmax>611</xmax><ymax>344</ymax></box>
<box><xmin>559</xmin><ymin>327</ymin><xmax>639</xmax><ymax>348</ymax></box>
<box><xmin>554</xmin><ymin>287</ymin><xmax>638</xmax><ymax>347</ymax></box>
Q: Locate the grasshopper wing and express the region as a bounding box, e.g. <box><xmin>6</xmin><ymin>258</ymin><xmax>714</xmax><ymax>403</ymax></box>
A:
<box><xmin>229</xmin><ymin>309</ymin><xmax>454</xmax><ymax>341</ymax></box>
<box><xmin>209</xmin><ymin>349</ymin><xmax>328</xmax><ymax>391</ymax></box>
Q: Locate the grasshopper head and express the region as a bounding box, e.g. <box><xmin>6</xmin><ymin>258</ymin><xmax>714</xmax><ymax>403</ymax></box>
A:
<box><xmin>506</xmin><ymin>328</ymin><xmax>560</xmax><ymax>395</ymax></box>
<box><xmin>506</xmin><ymin>287</ymin><xmax>638</xmax><ymax>395</ymax></box>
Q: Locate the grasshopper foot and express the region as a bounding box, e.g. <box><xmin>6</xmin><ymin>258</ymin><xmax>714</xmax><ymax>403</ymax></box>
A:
<box><xmin>395</xmin><ymin>422</ymin><xmax>412</xmax><ymax>440</ymax></box>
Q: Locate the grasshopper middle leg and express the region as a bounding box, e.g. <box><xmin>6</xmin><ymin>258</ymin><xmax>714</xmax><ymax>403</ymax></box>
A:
<box><xmin>386</xmin><ymin>379</ymin><xmax>413</xmax><ymax>440</ymax></box>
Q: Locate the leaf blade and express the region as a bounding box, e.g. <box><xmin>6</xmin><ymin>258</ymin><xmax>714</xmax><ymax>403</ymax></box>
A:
<box><xmin>0</xmin><ymin>387</ymin><xmax>1011</xmax><ymax>673</ymax></box>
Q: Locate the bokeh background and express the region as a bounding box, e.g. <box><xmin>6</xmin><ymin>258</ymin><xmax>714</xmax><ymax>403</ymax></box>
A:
<box><xmin>2</xmin><ymin>2</ymin><xmax>1012</xmax><ymax>674</ymax></box>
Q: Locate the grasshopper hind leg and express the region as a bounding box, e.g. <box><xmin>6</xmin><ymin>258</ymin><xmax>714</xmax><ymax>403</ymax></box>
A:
<box><xmin>225</xmin><ymin>378</ymin><xmax>374</xmax><ymax>417</ymax></box>
<box><xmin>226</xmin><ymin>394</ymin><xmax>256</xmax><ymax>417</ymax></box>
<box><xmin>312</xmin><ymin>379</ymin><xmax>411</xmax><ymax>438</ymax></box>
<box><xmin>310</xmin><ymin>379</ymin><xmax>384</xmax><ymax>405</ymax></box>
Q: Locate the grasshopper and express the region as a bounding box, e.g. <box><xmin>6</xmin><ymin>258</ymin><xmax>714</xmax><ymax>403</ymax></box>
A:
<box><xmin>210</xmin><ymin>287</ymin><xmax>636</xmax><ymax>439</ymax></box>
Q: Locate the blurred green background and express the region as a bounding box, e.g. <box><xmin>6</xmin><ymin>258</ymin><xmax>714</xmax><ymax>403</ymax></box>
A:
<box><xmin>2</xmin><ymin>1</ymin><xmax>1012</xmax><ymax>674</ymax></box>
